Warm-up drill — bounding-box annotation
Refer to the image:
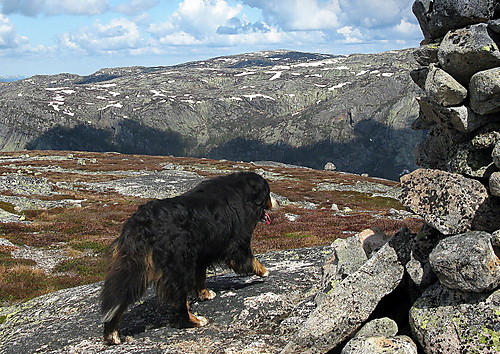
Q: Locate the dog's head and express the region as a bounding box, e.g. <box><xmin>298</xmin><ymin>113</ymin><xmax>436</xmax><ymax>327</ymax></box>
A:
<box><xmin>238</xmin><ymin>172</ymin><xmax>278</xmax><ymax>224</ymax></box>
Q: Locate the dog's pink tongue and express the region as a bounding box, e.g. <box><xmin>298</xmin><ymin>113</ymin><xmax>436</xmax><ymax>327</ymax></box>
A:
<box><xmin>264</xmin><ymin>212</ymin><xmax>271</xmax><ymax>225</ymax></box>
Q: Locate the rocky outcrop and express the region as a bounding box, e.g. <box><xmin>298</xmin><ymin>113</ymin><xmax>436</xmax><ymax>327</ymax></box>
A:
<box><xmin>0</xmin><ymin>247</ymin><xmax>326</xmax><ymax>353</ymax></box>
<box><xmin>0</xmin><ymin>49</ymin><xmax>424</xmax><ymax>180</ymax></box>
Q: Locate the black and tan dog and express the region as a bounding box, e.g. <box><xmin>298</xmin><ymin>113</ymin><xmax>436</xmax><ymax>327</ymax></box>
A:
<box><xmin>100</xmin><ymin>171</ymin><xmax>277</xmax><ymax>344</ymax></box>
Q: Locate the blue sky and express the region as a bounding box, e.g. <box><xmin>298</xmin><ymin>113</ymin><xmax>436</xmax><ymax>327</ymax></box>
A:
<box><xmin>0</xmin><ymin>0</ymin><xmax>422</xmax><ymax>77</ymax></box>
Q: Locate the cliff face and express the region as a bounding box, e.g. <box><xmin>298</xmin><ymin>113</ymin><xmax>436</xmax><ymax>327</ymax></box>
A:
<box><xmin>0</xmin><ymin>49</ymin><xmax>424</xmax><ymax>179</ymax></box>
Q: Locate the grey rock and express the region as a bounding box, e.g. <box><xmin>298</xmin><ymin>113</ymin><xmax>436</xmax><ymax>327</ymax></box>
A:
<box><xmin>438</xmin><ymin>23</ymin><xmax>500</xmax><ymax>85</ymax></box>
<box><xmin>414</xmin><ymin>125</ymin><xmax>470</xmax><ymax>170</ymax></box>
<box><xmin>490</xmin><ymin>171</ymin><xmax>500</xmax><ymax>197</ymax></box>
<box><xmin>406</xmin><ymin>224</ymin><xmax>443</xmax><ymax>288</ymax></box>
<box><xmin>83</xmin><ymin>169</ymin><xmax>204</xmax><ymax>199</ymax></box>
<box><xmin>354</xmin><ymin>317</ymin><xmax>398</xmax><ymax>338</ymax></box>
<box><xmin>470</xmin><ymin>67</ymin><xmax>500</xmax><ymax>115</ymax></box>
<box><xmin>493</xmin><ymin>139</ymin><xmax>500</xmax><ymax>168</ymax></box>
<box><xmin>317</xmin><ymin>234</ymin><xmax>368</xmax><ymax>304</ymax></box>
<box><xmin>0</xmin><ymin>174</ymin><xmax>55</xmax><ymax>196</ymax></box>
<box><xmin>410</xmin><ymin>284</ymin><xmax>500</xmax><ymax>354</ymax></box>
<box><xmin>0</xmin><ymin>247</ymin><xmax>327</xmax><ymax>353</ymax></box>
<box><xmin>357</xmin><ymin>227</ymin><xmax>389</xmax><ymax>258</ymax></box>
<box><xmin>429</xmin><ymin>231</ymin><xmax>500</xmax><ymax>292</ymax></box>
<box><xmin>490</xmin><ymin>19</ymin><xmax>500</xmax><ymax>33</ymax></box>
<box><xmin>416</xmin><ymin>97</ymin><xmax>489</xmax><ymax>133</ymax></box>
<box><xmin>471</xmin><ymin>122</ymin><xmax>500</xmax><ymax>148</ymax></box>
<box><xmin>341</xmin><ymin>335</ymin><xmax>418</xmax><ymax>354</ymax></box>
<box><xmin>412</xmin><ymin>0</ymin><xmax>497</xmax><ymax>40</ymax></box>
<box><xmin>413</xmin><ymin>44</ymin><xmax>439</xmax><ymax>66</ymax></box>
<box><xmin>282</xmin><ymin>228</ymin><xmax>412</xmax><ymax>353</ymax></box>
<box><xmin>323</xmin><ymin>162</ymin><xmax>336</xmax><ymax>171</ymax></box>
<box><xmin>424</xmin><ymin>65</ymin><xmax>467</xmax><ymax>106</ymax></box>
<box><xmin>400</xmin><ymin>168</ymin><xmax>500</xmax><ymax>234</ymax></box>
<box><xmin>410</xmin><ymin>67</ymin><xmax>429</xmax><ymax>90</ymax></box>
<box><xmin>446</xmin><ymin>141</ymin><xmax>496</xmax><ymax>178</ymax></box>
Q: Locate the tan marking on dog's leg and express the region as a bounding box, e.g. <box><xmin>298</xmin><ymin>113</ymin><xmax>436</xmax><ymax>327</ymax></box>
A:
<box><xmin>252</xmin><ymin>258</ymin><xmax>269</xmax><ymax>277</ymax></box>
<box><xmin>186</xmin><ymin>301</ymin><xmax>208</xmax><ymax>327</ymax></box>
<box><xmin>198</xmin><ymin>288</ymin><xmax>216</xmax><ymax>301</ymax></box>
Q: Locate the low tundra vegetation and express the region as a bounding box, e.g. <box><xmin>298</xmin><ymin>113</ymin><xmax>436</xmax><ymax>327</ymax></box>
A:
<box><xmin>0</xmin><ymin>151</ymin><xmax>422</xmax><ymax>304</ymax></box>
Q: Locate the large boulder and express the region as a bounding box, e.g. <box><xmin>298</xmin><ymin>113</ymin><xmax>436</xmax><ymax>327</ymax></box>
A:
<box><xmin>429</xmin><ymin>231</ymin><xmax>500</xmax><ymax>292</ymax></box>
<box><xmin>282</xmin><ymin>229</ymin><xmax>412</xmax><ymax>353</ymax></box>
<box><xmin>400</xmin><ymin>168</ymin><xmax>500</xmax><ymax>234</ymax></box>
<box><xmin>410</xmin><ymin>284</ymin><xmax>500</xmax><ymax>354</ymax></box>
<box><xmin>412</xmin><ymin>0</ymin><xmax>497</xmax><ymax>40</ymax></box>
<box><xmin>438</xmin><ymin>23</ymin><xmax>500</xmax><ymax>85</ymax></box>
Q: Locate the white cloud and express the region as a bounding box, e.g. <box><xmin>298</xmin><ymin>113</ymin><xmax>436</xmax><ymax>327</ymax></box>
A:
<box><xmin>336</xmin><ymin>26</ymin><xmax>363</xmax><ymax>43</ymax></box>
<box><xmin>149</xmin><ymin>0</ymin><xmax>243</xmax><ymax>42</ymax></box>
<box><xmin>241</xmin><ymin>0</ymin><xmax>341</xmax><ymax>31</ymax></box>
<box><xmin>0</xmin><ymin>0</ymin><xmax>109</xmax><ymax>16</ymax></box>
<box><xmin>114</xmin><ymin>0</ymin><xmax>159</xmax><ymax>16</ymax></box>
<box><xmin>59</xmin><ymin>17</ymin><xmax>143</xmax><ymax>54</ymax></box>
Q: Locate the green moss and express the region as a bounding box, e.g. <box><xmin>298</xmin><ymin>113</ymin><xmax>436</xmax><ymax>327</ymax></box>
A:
<box><xmin>283</xmin><ymin>232</ymin><xmax>312</xmax><ymax>238</ymax></box>
<box><xmin>70</xmin><ymin>241</ymin><xmax>108</xmax><ymax>254</ymax></box>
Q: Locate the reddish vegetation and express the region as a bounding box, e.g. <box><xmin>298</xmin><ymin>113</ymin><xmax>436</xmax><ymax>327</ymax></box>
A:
<box><xmin>0</xmin><ymin>150</ymin><xmax>423</xmax><ymax>304</ymax></box>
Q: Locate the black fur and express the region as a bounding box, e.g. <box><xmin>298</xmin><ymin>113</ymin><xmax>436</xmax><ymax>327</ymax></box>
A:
<box><xmin>100</xmin><ymin>171</ymin><xmax>273</xmax><ymax>344</ymax></box>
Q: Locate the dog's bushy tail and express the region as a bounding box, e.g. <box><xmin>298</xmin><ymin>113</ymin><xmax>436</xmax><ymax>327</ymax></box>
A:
<box><xmin>100</xmin><ymin>225</ymin><xmax>152</xmax><ymax>323</ymax></box>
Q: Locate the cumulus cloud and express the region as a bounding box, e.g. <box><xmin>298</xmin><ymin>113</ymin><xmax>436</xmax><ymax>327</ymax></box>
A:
<box><xmin>241</xmin><ymin>0</ymin><xmax>341</xmax><ymax>31</ymax></box>
<box><xmin>0</xmin><ymin>0</ymin><xmax>109</xmax><ymax>16</ymax></box>
<box><xmin>149</xmin><ymin>0</ymin><xmax>243</xmax><ymax>41</ymax></box>
<box><xmin>59</xmin><ymin>17</ymin><xmax>143</xmax><ymax>54</ymax></box>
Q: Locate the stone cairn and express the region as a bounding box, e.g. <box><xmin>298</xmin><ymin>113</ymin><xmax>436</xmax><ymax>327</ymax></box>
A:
<box><xmin>283</xmin><ymin>1</ymin><xmax>500</xmax><ymax>353</ymax></box>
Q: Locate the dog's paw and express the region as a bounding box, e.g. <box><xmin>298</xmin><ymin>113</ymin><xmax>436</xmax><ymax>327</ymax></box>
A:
<box><xmin>193</xmin><ymin>314</ymin><xmax>209</xmax><ymax>327</ymax></box>
<box><xmin>198</xmin><ymin>288</ymin><xmax>216</xmax><ymax>301</ymax></box>
<box><xmin>103</xmin><ymin>331</ymin><xmax>121</xmax><ymax>345</ymax></box>
<box><xmin>260</xmin><ymin>268</ymin><xmax>270</xmax><ymax>277</ymax></box>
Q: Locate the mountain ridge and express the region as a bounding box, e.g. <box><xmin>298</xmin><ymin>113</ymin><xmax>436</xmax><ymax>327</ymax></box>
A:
<box><xmin>0</xmin><ymin>49</ymin><xmax>424</xmax><ymax>179</ymax></box>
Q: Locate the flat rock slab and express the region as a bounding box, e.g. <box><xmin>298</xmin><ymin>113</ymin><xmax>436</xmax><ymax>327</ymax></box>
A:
<box><xmin>0</xmin><ymin>247</ymin><xmax>329</xmax><ymax>354</ymax></box>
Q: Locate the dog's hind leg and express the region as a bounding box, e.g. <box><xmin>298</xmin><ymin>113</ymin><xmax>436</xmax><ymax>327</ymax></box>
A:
<box><xmin>102</xmin><ymin>304</ymin><xmax>126</xmax><ymax>345</ymax></box>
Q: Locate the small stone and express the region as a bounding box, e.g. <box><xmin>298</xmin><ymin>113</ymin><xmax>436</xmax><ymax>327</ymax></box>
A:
<box><xmin>493</xmin><ymin>141</ymin><xmax>500</xmax><ymax>168</ymax></box>
<box><xmin>342</xmin><ymin>335</ymin><xmax>418</xmax><ymax>354</ymax></box>
<box><xmin>324</xmin><ymin>162</ymin><xmax>336</xmax><ymax>171</ymax></box>
<box><xmin>354</xmin><ymin>317</ymin><xmax>398</xmax><ymax>338</ymax></box>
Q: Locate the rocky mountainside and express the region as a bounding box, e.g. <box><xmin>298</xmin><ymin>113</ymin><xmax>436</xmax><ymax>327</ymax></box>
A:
<box><xmin>0</xmin><ymin>49</ymin><xmax>424</xmax><ymax>180</ymax></box>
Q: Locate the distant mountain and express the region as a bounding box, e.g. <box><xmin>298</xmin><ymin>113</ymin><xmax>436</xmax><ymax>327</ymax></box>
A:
<box><xmin>0</xmin><ymin>49</ymin><xmax>424</xmax><ymax>179</ymax></box>
<box><xmin>0</xmin><ymin>75</ymin><xmax>25</xmax><ymax>82</ymax></box>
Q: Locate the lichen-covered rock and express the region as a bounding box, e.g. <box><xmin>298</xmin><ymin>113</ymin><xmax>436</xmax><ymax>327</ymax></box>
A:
<box><xmin>354</xmin><ymin>317</ymin><xmax>399</xmax><ymax>338</ymax></box>
<box><xmin>446</xmin><ymin>141</ymin><xmax>496</xmax><ymax>178</ymax></box>
<box><xmin>412</xmin><ymin>0</ymin><xmax>497</xmax><ymax>40</ymax></box>
<box><xmin>429</xmin><ymin>231</ymin><xmax>500</xmax><ymax>292</ymax></box>
<box><xmin>413</xmin><ymin>43</ymin><xmax>439</xmax><ymax>66</ymax></box>
<box><xmin>471</xmin><ymin>122</ymin><xmax>500</xmax><ymax>149</ymax></box>
<box><xmin>414</xmin><ymin>125</ymin><xmax>470</xmax><ymax>170</ymax></box>
<box><xmin>406</xmin><ymin>224</ymin><xmax>443</xmax><ymax>288</ymax></box>
<box><xmin>400</xmin><ymin>168</ymin><xmax>499</xmax><ymax>234</ymax></box>
<box><xmin>424</xmin><ymin>65</ymin><xmax>467</xmax><ymax>106</ymax></box>
<box><xmin>493</xmin><ymin>140</ymin><xmax>500</xmax><ymax>168</ymax></box>
<box><xmin>341</xmin><ymin>335</ymin><xmax>418</xmax><ymax>354</ymax></box>
<box><xmin>438</xmin><ymin>23</ymin><xmax>500</xmax><ymax>85</ymax></box>
<box><xmin>489</xmin><ymin>171</ymin><xmax>500</xmax><ymax>197</ymax></box>
<box><xmin>470</xmin><ymin>67</ymin><xmax>500</xmax><ymax>115</ymax></box>
<box><xmin>0</xmin><ymin>247</ymin><xmax>328</xmax><ymax>353</ymax></box>
<box><xmin>410</xmin><ymin>284</ymin><xmax>500</xmax><ymax>354</ymax></box>
<box><xmin>282</xmin><ymin>229</ymin><xmax>412</xmax><ymax>353</ymax></box>
<box><xmin>416</xmin><ymin>98</ymin><xmax>489</xmax><ymax>132</ymax></box>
